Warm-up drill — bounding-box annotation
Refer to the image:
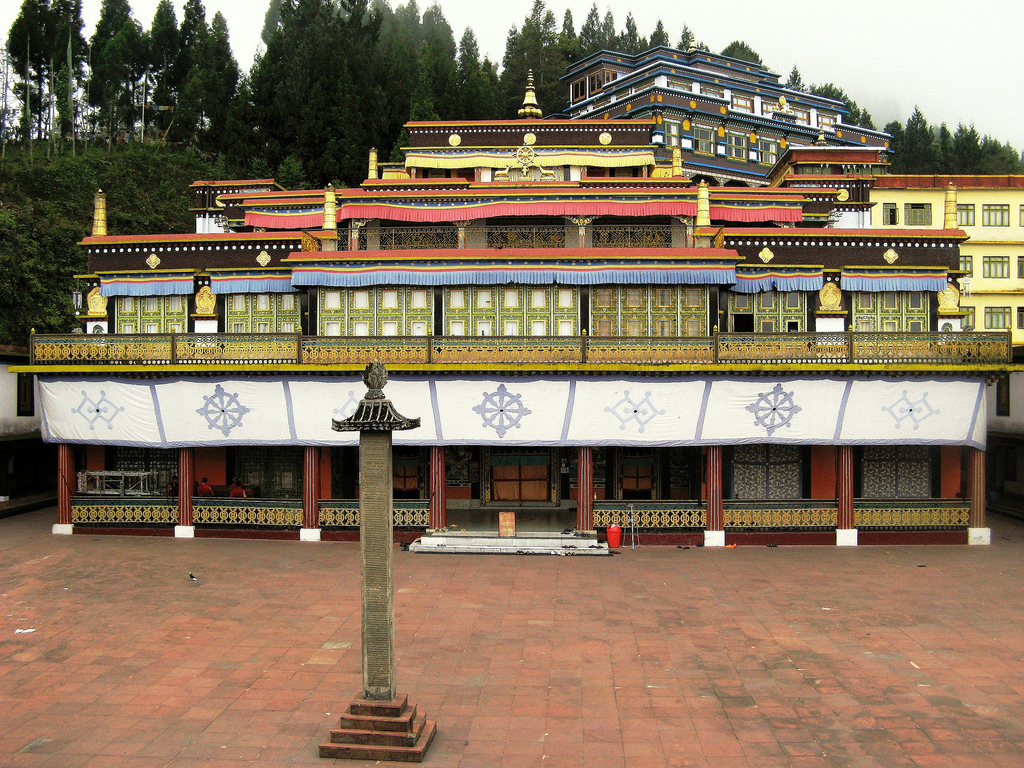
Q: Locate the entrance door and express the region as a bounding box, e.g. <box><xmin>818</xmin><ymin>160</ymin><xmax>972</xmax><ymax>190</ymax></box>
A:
<box><xmin>490</xmin><ymin>451</ymin><xmax>550</xmax><ymax>502</ymax></box>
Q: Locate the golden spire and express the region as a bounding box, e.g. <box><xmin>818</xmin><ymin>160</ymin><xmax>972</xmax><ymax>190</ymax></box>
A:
<box><xmin>671</xmin><ymin>145</ymin><xmax>683</xmax><ymax>177</ymax></box>
<box><xmin>944</xmin><ymin>182</ymin><xmax>958</xmax><ymax>229</ymax></box>
<box><xmin>92</xmin><ymin>189</ymin><xmax>107</xmax><ymax>237</ymax></box>
<box><xmin>368</xmin><ymin>147</ymin><xmax>378</xmax><ymax>180</ymax></box>
<box><xmin>323</xmin><ymin>184</ymin><xmax>337</xmax><ymax>231</ymax></box>
<box><xmin>518</xmin><ymin>70</ymin><xmax>542</xmax><ymax>119</ymax></box>
<box><xmin>696</xmin><ymin>181</ymin><xmax>711</xmax><ymax>227</ymax></box>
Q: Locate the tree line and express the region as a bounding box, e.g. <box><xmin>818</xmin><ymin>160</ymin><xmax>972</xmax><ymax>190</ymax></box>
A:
<box><xmin>3</xmin><ymin>0</ymin><xmax>1021</xmax><ymax>185</ymax></box>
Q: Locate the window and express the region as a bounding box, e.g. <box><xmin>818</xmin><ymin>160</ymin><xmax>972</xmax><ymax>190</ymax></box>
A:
<box><xmin>625</xmin><ymin>318</ymin><xmax>642</xmax><ymax>336</ymax></box>
<box><xmin>382</xmin><ymin>289</ymin><xmax>399</xmax><ymax>309</ymax></box>
<box><xmin>963</xmin><ymin>306</ymin><xmax>975</xmax><ymax>328</ymax></box>
<box><xmin>122</xmin><ymin>297</ymin><xmax>134</xmax><ymax>312</ymax></box>
<box><xmin>594</xmin><ymin>288</ymin><xmax>614</xmax><ymax>308</ymax></box>
<box><xmin>1021</xmin><ymin>205</ymin><xmax>1024</xmax><ymax>227</ymax></box>
<box><xmin>862</xmin><ymin>445</ymin><xmax>931</xmax><ymax>498</ymax></box>
<box><xmin>450</xmin><ymin>320</ymin><xmax>465</xmax><ymax>335</ymax></box>
<box><xmin>908</xmin><ymin>292</ymin><xmax>923</xmax><ymax>310</ymax></box>
<box><xmin>655</xmin><ymin>288</ymin><xmax>673</xmax><ymax>308</ymax></box>
<box><xmin>280</xmin><ymin>322</ymin><xmax>295</xmax><ymax>333</ymax></box>
<box><xmin>957</xmin><ymin>204</ymin><xmax>975</xmax><ymax>227</ymax></box>
<box><xmin>145</xmin><ymin>296</ymin><xmax>159</xmax><ymax>312</ymax></box>
<box><xmin>625</xmin><ymin>288</ymin><xmax>643</xmax><ymax>308</ymax></box>
<box><xmin>120</xmin><ymin>323</ymin><xmax>136</xmax><ymax>334</ymax></box>
<box><xmin>684</xmin><ymin>318</ymin><xmax>701</xmax><ymax>336</ymax></box>
<box><xmin>731</xmin><ymin>94</ymin><xmax>753</xmax><ymax>113</ymax></box>
<box><xmin>281</xmin><ymin>293</ymin><xmax>295</xmax><ymax>311</ymax></box>
<box><xmin>694</xmin><ymin>126</ymin><xmax>714</xmax><ymax>155</ymax></box>
<box><xmin>726</xmin><ymin>132</ymin><xmax>748</xmax><ymax>161</ymax></box>
<box><xmin>1018</xmin><ymin>307</ymin><xmax>1024</xmax><ymax>330</ymax></box>
<box><xmin>1019</xmin><ymin>256</ymin><xmax>1024</xmax><ymax>279</ymax></box>
<box><xmin>785</xmin><ymin>292</ymin><xmax>801</xmax><ymax>309</ymax></box>
<box><xmin>16</xmin><ymin>372</ymin><xmax>34</xmax><ymax>417</ymax></box>
<box><xmin>656</xmin><ymin>319</ymin><xmax>674</xmax><ymax>336</ymax></box>
<box><xmin>882</xmin><ymin>203</ymin><xmax>899</xmax><ymax>226</ymax></box>
<box><xmin>325</xmin><ymin>321</ymin><xmax>341</xmax><ymax>336</ymax></box>
<box><xmin>596</xmin><ymin>319</ymin><xmax>613</xmax><ymax>336</ymax></box>
<box><xmin>410</xmin><ymin>321</ymin><xmax>427</xmax><ymax>336</ymax></box>
<box><xmin>571</xmin><ymin>79</ymin><xmax>584</xmax><ymax>102</ymax></box>
<box><xmin>477</xmin><ymin>320</ymin><xmax>492</xmax><ymax>336</ymax></box>
<box><xmin>557</xmin><ymin>288</ymin><xmax>573</xmax><ymax>308</ymax></box>
<box><xmin>760</xmin><ymin>319</ymin><xmax>775</xmax><ymax>332</ymax></box>
<box><xmin>231</xmin><ymin>322</ymin><xmax>244</xmax><ymax>333</ymax></box>
<box><xmin>353</xmin><ymin>290</ymin><xmax>370</xmax><ymax>309</ymax></box>
<box><xmin>476</xmin><ymin>289</ymin><xmax>492</xmax><ymax>309</ymax></box>
<box><xmin>904</xmin><ymin>203</ymin><xmax>932</xmax><ymax>226</ymax></box>
<box><xmin>983</xmin><ymin>256</ymin><xmax>1010</xmax><ymax>278</ymax></box>
<box><xmin>982</xmin><ymin>204</ymin><xmax>1010</xmax><ymax>227</ymax></box>
<box><xmin>145</xmin><ymin>323</ymin><xmax>158</xmax><ymax>334</ymax></box>
<box><xmin>558</xmin><ymin>319</ymin><xmax>573</xmax><ymax>336</ymax></box>
<box><xmin>818</xmin><ymin>113</ymin><xmax>836</xmax><ymax>130</ymax></box>
<box><xmin>664</xmin><ymin>119</ymin><xmax>680</xmax><ymax>146</ymax></box>
<box><xmin>531</xmin><ymin>320</ymin><xmax>546</xmax><ymax>336</ymax></box>
<box><xmin>324</xmin><ymin>290</ymin><xmax>342</xmax><ymax>310</ymax></box>
<box><xmin>960</xmin><ymin>255</ymin><xmax>973</xmax><ymax>276</ymax></box>
<box><xmin>504</xmin><ymin>320</ymin><xmax>519</xmax><ymax>335</ymax></box>
<box><xmin>701</xmin><ymin>85</ymin><xmax>723</xmax><ymax>99</ymax></box>
<box><xmin>449</xmin><ymin>289</ymin><xmax>465</xmax><ymax>308</ymax></box>
<box><xmin>757</xmin><ymin>139</ymin><xmax>778</xmax><ymax>166</ymax></box>
<box><xmin>684</xmin><ymin>288</ymin><xmax>703</xmax><ymax>307</ymax></box>
<box><xmin>382</xmin><ymin>321</ymin><xmax>398</xmax><ymax>336</ymax></box>
<box><xmin>759</xmin><ymin>292</ymin><xmax>775</xmax><ymax>309</ymax></box>
<box><xmin>353</xmin><ymin>321</ymin><xmax>369</xmax><ymax>336</ymax></box>
<box><xmin>858</xmin><ymin>292</ymin><xmax>873</xmax><ymax>310</ymax></box>
<box><xmin>256</xmin><ymin>294</ymin><xmax>270</xmax><ymax>311</ymax></box>
<box><xmin>732</xmin><ymin>444</ymin><xmax>803</xmax><ymax>499</ymax></box>
<box><xmin>169</xmin><ymin>296</ymin><xmax>183</xmax><ymax>313</ymax></box>
<box><xmin>256</xmin><ymin>322</ymin><xmax>270</xmax><ymax>333</ymax></box>
<box><xmin>410</xmin><ymin>289</ymin><xmax>428</xmax><ymax>309</ymax></box>
<box><xmin>997</xmin><ymin>375</ymin><xmax>1010</xmax><ymax>417</ymax></box>
<box><xmin>882</xmin><ymin>292</ymin><xmax>897</xmax><ymax>310</ymax></box>
<box><xmin>792</xmin><ymin>108</ymin><xmax>810</xmax><ymax>125</ymax></box>
<box><xmin>168</xmin><ymin>322</ymin><xmax>182</xmax><ymax>333</ymax></box>
<box><xmin>503</xmin><ymin>289</ymin><xmax>519</xmax><ymax>308</ymax></box>
<box><xmin>530</xmin><ymin>289</ymin><xmax>546</xmax><ymax>308</ymax></box>
<box><xmin>985</xmin><ymin>307</ymin><xmax>1011</xmax><ymax>329</ymax></box>
<box><xmin>231</xmin><ymin>295</ymin><xmax>245</xmax><ymax>311</ymax></box>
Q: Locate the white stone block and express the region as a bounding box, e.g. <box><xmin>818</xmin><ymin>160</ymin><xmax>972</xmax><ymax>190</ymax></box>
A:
<box><xmin>968</xmin><ymin>527</ymin><xmax>991</xmax><ymax>545</ymax></box>
<box><xmin>174</xmin><ymin>525</ymin><xmax>195</xmax><ymax>538</ymax></box>
<box><xmin>300</xmin><ymin>528</ymin><xmax>322</xmax><ymax>542</ymax></box>
<box><xmin>836</xmin><ymin>528</ymin><xmax>858</xmax><ymax>546</ymax></box>
<box><xmin>704</xmin><ymin>530</ymin><xmax>725</xmax><ymax>547</ymax></box>
<box><xmin>52</xmin><ymin>523</ymin><xmax>74</xmax><ymax>535</ymax></box>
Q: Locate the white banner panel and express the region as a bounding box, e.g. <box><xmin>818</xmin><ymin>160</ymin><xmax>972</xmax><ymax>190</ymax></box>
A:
<box><xmin>702</xmin><ymin>378</ymin><xmax>849</xmax><ymax>443</ymax></box>
<box><xmin>287</xmin><ymin>378</ymin><xmax>436</xmax><ymax>445</ymax></box>
<box><xmin>568</xmin><ymin>379</ymin><xmax>706</xmax><ymax>445</ymax></box>
<box><xmin>839</xmin><ymin>379</ymin><xmax>985</xmax><ymax>445</ymax></box>
<box><xmin>432</xmin><ymin>378</ymin><xmax>571</xmax><ymax>445</ymax></box>
<box><xmin>38</xmin><ymin>375</ymin><xmax>987</xmax><ymax>449</ymax></box>
<box><xmin>40</xmin><ymin>379</ymin><xmax>163</xmax><ymax>445</ymax></box>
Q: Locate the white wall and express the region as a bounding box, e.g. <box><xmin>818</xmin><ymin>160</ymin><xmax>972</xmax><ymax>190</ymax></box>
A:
<box><xmin>0</xmin><ymin>364</ymin><xmax>41</xmax><ymax>439</ymax></box>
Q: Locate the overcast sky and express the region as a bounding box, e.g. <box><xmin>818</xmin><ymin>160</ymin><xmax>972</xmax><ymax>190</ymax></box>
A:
<box><xmin>4</xmin><ymin>0</ymin><xmax>1022</xmax><ymax>152</ymax></box>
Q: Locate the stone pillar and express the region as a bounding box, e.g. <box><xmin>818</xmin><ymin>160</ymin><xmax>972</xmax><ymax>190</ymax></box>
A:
<box><xmin>176</xmin><ymin>447</ymin><xmax>195</xmax><ymax>538</ymax></box>
<box><xmin>55</xmin><ymin>443</ymin><xmax>74</xmax><ymax>535</ymax></box>
<box><xmin>359</xmin><ymin>430</ymin><xmax>397</xmax><ymax>700</ymax></box>
<box><xmin>968</xmin><ymin>447</ymin><xmax>990</xmax><ymax>545</ymax></box>
<box><xmin>577</xmin><ymin>446</ymin><xmax>594</xmax><ymax>531</ymax></box>
<box><xmin>429</xmin><ymin>446</ymin><xmax>446</xmax><ymax>529</ymax></box>
<box><xmin>302</xmin><ymin>446</ymin><xmax>322</xmax><ymax>541</ymax></box>
<box><xmin>704</xmin><ymin>445</ymin><xmax>724</xmax><ymax>546</ymax></box>
<box><xmin>836</xmin><ymin>445</ymin><xmax>856</xmax><ymax>546</ymax></box>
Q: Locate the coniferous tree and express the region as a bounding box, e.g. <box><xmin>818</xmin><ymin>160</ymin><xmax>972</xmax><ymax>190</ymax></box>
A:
<box><xmin>457</xmin><ymin>29</ymin><xmax>498</xmax><ymax>120</ymax></box>
<box><xmin>619</xmin><ymin>13</ymin><xmax>644</xmax><ymax>54</ymax></box>
<box><xmin>720</xmin><ymin>40</ymin><xmax>762</xmax><ymax>66</ymax></box>
<box><xmin>176</xmin><ymin>10</ymin><xmax>237</xmax><ymax>153</ymax></box>
<box><xmin>558</xmin><ymin>10</ymin><xmax>581</xmax><ymax>64</ymax></box>
<box><xmin>147</xmin><ymin>0</ymin><xmax>178</xmax><ymax>132</ymax></box>
<box><xmin>89</xmin><ymin>0</ymin><xmax>145</xmax><ymax>142</ymax></box>
<box><xmin>935</xmin><ymin>123</ymin><xmax>952</xmax><ymax>173</ymax></box>
<box><xmin>808</xmin><ymin>83</ymin><xmax>873</xmax><ymax>129</ymax></box>
<box><xmin>600</xmin><ymin>10</ymin><xmax>615</xmax><ymax>50</ymax></box>
<box><xmin>649</xmin><ymin>20</ymin><xmax>669</xmax><ymax>48</ymax></box>
<box><xmin>260</xmin><ymin>0</ymin><xmax>283</xmax><ymax>46</ymax></box>
<box><xmin>786</xmin><ymin>66</ymin><xmax>804</xmax><ymax>91</ymax></box>
<box><xmin>417</xmin><ymin>4</ymin><xmax>458</xmax><ymax>119</ymax></box>
<box><xmin>578</xmin><ymin>4</ymin><xmax>602</xmax><ymax>55</ymax></box>
<box><xmin>499</xmin><ymin>0</ymin><xmax>564</xmax><ymax>118</ymax></box>
<box><xmin>7</xmin><ymin>0</ymin><xmax>51</xmax><ymax>137</ymax></box>
<box><xmin>950</xmin><ymin>124</ymin><xmax>983</xmax><ymax>174</ymax></box>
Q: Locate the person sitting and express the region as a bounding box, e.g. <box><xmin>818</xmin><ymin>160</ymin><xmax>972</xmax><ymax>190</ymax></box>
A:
<box><xmin>167</xmin><ymin>474</ymin><xmax>179</xmax><ymax>497</ymax></box>
<box><xmin>228</xmin><ymin>479</ymin><xmax>247</xmax><ymax>499</ymax></box>
<box><xmin>196</xmin><ymin>477</ymin><xmax>214</xmax><ymax>497</ymax></box>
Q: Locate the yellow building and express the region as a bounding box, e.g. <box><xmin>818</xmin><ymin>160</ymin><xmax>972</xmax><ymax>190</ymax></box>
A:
<box><xmin>870</xmin><ymin>176</ymin><xmax>1024</xmax><ymax>344</ymax></box>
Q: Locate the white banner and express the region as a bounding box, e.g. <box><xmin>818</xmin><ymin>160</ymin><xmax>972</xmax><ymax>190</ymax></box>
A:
<box><xmin>38</xmin><ymin>375</ymin><xmax>986</xmax><ymax>449</ymax></box>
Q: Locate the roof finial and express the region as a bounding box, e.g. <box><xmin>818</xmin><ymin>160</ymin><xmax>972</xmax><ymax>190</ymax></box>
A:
<box><xmin>518</xmin><ymin>70</ymin><xmax>542</xmax><ymax>119</ymax></box>
<box><xmin>92</xmin><ymin>189</ymin><xmax>107</xmax><ymax>237</ymax></box>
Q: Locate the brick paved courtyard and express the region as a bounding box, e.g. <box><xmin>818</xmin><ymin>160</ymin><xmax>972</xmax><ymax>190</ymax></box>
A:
<box><xmin>2</xmin><ymin>509</ymin><xmax>1024</xmax><ymax>768</ymax></box>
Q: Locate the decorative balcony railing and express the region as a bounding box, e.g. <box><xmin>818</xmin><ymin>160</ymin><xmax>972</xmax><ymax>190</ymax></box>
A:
<box><xmin>360</xmin><ymin>227</ymin><xmax>459</xmax><ymax>250</ymax></box>
<box><xmin>593</xmin><ymin>501</ymin><xmax>704</xmax><ymax>528</ymax></box>
<box><xmin>349</xmin><ymin>225</ymin><xmax>676</xmax><ymax>250</ymax></box>
<box><xmin>486</xmin><ymin>226</ymin><xmax>566</xmax><ymax>249</ymax></box>
<box><xmin>853</xmin><ymin>499</ymin><xmax>970</xmax><ymax>529</ymax></box>
<box><xmin>724</xmin><ymin>500</ymin><xmax>838</xmax><ymax>529</ymax></box>
<box><xmin>193</xmin><ymin>498</ymin><xmax>304</xmax><ymax>527</ymax></box>
<box><xmin>590</xmin><ymin>225</ymin><xmax>672</xmax><ymax>248</ymax></box>
<box><xmin>30</xmin><ymin>331</ymin><xmax>1012</xmax><ymax>367</ymax></box>
<box><xmin>71</xmin><ymin>497</ymin><xmax>178</xmax><ymax>525</ymax></box>
<box><xmin>318</xmin><ymin>499</ymin><xmax>430</xmax><ymax>527</ymax></box>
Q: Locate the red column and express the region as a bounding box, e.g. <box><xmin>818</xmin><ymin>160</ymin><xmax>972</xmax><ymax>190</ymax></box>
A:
<box><xmin>837</xmin><ymin>445</ymin><xmax>854</xmax><ymax>530</ymax></box>
<box><xmin>57</xmin><ymin>443</ymin><xmax>74</xmax><ymax>526</ymax></box>
<box><xmin>178</xmin><ymin>447</ymin><xmax>194</xmax><ymax>527</ymax></box>
<box><xmin>429</xmin><ymin>446</ymin><xmax>446</xmax><ymax>529</ymax></box>
<box><xmin>577</xmin><ymin>446</ymin><xmax>594</xmax><ymax>530</ymax></box>
<box><xmin>968</xmin><ymin>447</ymin><xmax>985</xmax><ymax>529</ymax></box>
<box><xmin>705</xmin><ymin>445</ymin><xmax>723</xmax><ymax>532</ymax></box>
<box><xmin>303</xmin><ymin>446</ymin><xmax>320</xmax><ymax>529</ymax></box>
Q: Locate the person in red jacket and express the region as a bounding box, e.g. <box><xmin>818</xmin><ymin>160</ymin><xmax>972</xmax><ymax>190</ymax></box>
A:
<box><xmin>196</xmin><ymin>477</ymin><xmax>214</xmax><ymax>497</ymax></box>
<box><xmin>228</xmin><ymin>479</ymin><xmax>247</xmax><ymax>498</ymax></box>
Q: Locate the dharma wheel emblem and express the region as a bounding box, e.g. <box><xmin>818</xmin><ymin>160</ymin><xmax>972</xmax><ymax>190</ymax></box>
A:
<box><xmin>197</xmin><ymin>384</ymin><xmax>251</xmax><ymax>437</ymax></box>
<box><xmin>745</xmin><ymin>383</ymin><xmax>801</xmax><ymax>436</ymax></box>
<box><xmin>472</xmin><ymin>384</ymin><xmax>532</xmax><ymax>438</ymax></box>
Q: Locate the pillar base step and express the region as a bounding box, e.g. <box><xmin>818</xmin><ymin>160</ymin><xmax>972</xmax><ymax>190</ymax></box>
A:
<box><xmin>409</xmin><ymin>530</ymin><xmax>610</xmax><ymax>555</ymax></box>
<box><xmin>320</xmin><ymin>695</ymin><xmax>435</xmax><ymax>762</ymax></box>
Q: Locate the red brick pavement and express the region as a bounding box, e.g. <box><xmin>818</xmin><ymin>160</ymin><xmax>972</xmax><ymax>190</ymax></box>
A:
<box><xmin>2</xmin><ymin>509</ymin><xmax>1024</xmax><ymax>767</ymax></box>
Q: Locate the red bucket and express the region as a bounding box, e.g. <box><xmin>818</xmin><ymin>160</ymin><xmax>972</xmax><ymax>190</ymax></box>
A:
<box><xmin>607</xmin><ymin>524</ymin><xmax>622</xmax><ymax>548</ymax></box>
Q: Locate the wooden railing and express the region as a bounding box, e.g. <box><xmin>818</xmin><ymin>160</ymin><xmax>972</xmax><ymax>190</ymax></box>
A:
<box><xmin>31</xmin><ymin>331</ymin><xmax>1012</xmax><ymax>367</ymax></box>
